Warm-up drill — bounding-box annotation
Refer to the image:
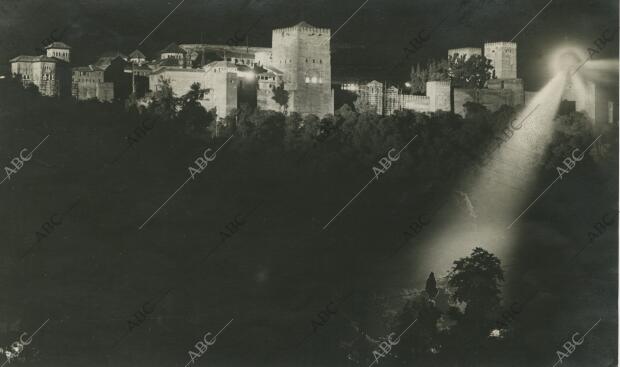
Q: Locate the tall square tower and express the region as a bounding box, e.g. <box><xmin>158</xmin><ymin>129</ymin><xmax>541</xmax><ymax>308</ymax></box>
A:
<box><xmin>484</xmin><ymin>42</ymin><xmax>517</xmax><ymax>79</ymax></box>
<box><xmin>271</xmin><ymin>22</ymin><xmax>334</xmax><ymax>117</ymax></box>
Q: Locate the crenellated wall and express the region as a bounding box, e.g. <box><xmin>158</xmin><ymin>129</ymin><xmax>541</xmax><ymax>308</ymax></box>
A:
<box><xmin>427</xmin><ymin>80</ymin><xmax>451</xmax><ymax>111</ymax></box>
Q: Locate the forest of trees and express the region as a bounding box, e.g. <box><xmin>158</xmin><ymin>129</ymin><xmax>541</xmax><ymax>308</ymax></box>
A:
<box><xmin>0</xmin><ymin>75</ymin><xmax>616</xmax><ymax>367</ymax></box>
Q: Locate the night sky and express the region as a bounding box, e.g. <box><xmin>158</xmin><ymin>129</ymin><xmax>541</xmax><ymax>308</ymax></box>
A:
<box><xmin>0</xmin><ymin>0</ymin><xmax>618</xmax><ymax>89</ymax></box>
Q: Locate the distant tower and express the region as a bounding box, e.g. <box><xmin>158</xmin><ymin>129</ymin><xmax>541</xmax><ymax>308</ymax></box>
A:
<box><xmin>484</xmin><ymin>42</ymin><xmax>517</xmax><ymax>79</ymax></box>
<box><xmin>271</xmin><ymin>21</ymin><xmax>334</xmax><ymax>116</ymax></box>
<box><xmin>45</xmin><ymin>42</ymin><xmax>71</xmax><ymax>62</ymax></box>
<box><xmin>129</xmin><ymin>50</ymin><xmax>146</xmax><ymax>65</ymax></box>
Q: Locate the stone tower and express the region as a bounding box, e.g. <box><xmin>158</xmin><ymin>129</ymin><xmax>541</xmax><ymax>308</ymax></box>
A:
<box><xmin>271</xmin><ymin>21</ymin><xmax>334</xmax><ymax>116</ymax></box>
<box><xmin>45</xmin><ymin>42</ymin><xmax>71</xmax><ymax>62</ymax></box>
<box><xmin>484</xmin><ymin>42</ymin><xmax>517</xmax><ymax>79</ymax></box>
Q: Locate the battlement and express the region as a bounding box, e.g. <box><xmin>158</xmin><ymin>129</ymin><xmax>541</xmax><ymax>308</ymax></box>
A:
<box><xmin>427</xmin><ymin>80</ymin><xmax>451</xmax><ymax>88</ymax></box>
<box><xmin>484</xmin><ymin>42</ymin><xmax>516</xmax><ymax>49</ymax></box>
<box><xmin>402</xmin><ymin>94</ymin><xmax>430</xmax><ymax>104</ymax></box>
<box><xmin>273</xmin><ymin>21</ymin><xmax>330</xmax><ymax>37</ymax></box>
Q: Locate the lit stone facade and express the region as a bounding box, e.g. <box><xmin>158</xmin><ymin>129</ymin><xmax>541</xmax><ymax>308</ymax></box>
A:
<box><xmin>45</xmin><ymin>42</ymin><xmax>71</xmax><ymax>62</ymax></box>
<box><xmin>351</xmin><ymin>80</ymin><xmax>451</xmax><ymax>115</ymax></box>
<box><xmin>10</xmin><ymin>55</ymin><xmax>71</xmax><ymax>97</ymax></box>
<box><xmin>257</xmin><ymin>66</ymin><xmax>283</xmax><ymax>112</ymax></box>
<box><xmin>484</xmin><ymin>42</ymin><xmax>517</xmax><ymax>80</ymax></box>
<box><xmin>271</xmin><ymin>22</ymin><xmax>334</xmax><ymax>116</ymax></box>
<box><xmin>72</xmin><ymin>65</ymin><xmax>114</xmax><ymax>102</ymax></box>
<box><xmin>203</xmin><ymin>61</ymin><xmax>238</xmax><ymax>119</ymax></box>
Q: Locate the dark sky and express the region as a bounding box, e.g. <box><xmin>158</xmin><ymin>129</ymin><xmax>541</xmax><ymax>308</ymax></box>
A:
<box><xmin>0</xmin><ymin>0</ymin><xmax>618</xmax><ymax>89</ymax></box>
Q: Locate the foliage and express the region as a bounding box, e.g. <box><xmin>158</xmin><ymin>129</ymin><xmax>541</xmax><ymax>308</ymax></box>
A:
<box><xmin>178</xmin><ymin>82</ymin><xmax>215</xmax><ymax>136</ymax></box>
<box><xmin>409</xmin><ymin>60</ymin><xmax>450</xmax><ymax>94</ymax></box>
<box><xmin>410</xmin><ymin>54</ymin><xmax>492</xmax><ymax>94</ymax></box>
<box><xmin>271</xmin><ymin>82</ymin><xmax>289</xmax><ymax>113</ymax></box>
<box><xmin>0</xmin><ymin>75</ymin><xmax>616</xmax><ymax>367</ymax></box>
<box><xmin>149</xmin><ymin>76</ymin><xmax>178</xmax><ymax>120</ymax></box>
<box><xmin>353</xmin><ymin>96</ymin><xmax>376</xmax><ymax>114</ymax></box>
<box><xmin>425</xmin><ymin>272</ymin><xmax>438</xmax><ymax>298</ymax></box>
<box><xmin>448</xmin><ymin>54</ymin><xmax>493</xmax><ymax>89</ymax></box>
<box><xmin>448</xmin><ymin>247</ymin><xmax>504</xmax><ymax>309</ymax></box>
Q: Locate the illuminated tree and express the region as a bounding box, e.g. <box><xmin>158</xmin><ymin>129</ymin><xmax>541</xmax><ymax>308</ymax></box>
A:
<box><xmin>271</xmin><ymin>82</ymin><xmax>289</xmax><ymax>114</ymax></box>
<box><xmin>448</xmin><ymin>54</ymin><xmax>493</xmax><ymax>89</ymax></box>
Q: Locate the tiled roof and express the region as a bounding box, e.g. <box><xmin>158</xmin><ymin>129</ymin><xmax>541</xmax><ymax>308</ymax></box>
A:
<box><xmin>95</xmin><ymin>55</ymin><xmax>127</xmax><ymax>69</ymax></box>
<box><xmin>262</xmin><ymin>65</ymin><xmax>283</xmax><ymax>75</ymax></box>
<box><xmin>160</xmin><ymin>43</ymin><xmax>186</xmax><ymax>54</ymax></box>
<box><xmin>10</xmin><ymin>55</ymin><xmax>61</xmax><ymax>63</ymax></box>
<box><xmin>293</xmin><ymin>21</ymin><xmax>315</xmax><ymax>28</ymax></box>
<box><xmin>45</xmin><ymin>42</ymin><xmax>71</xmax><ymax>49</ymax></box>
<box><xmin>129</xmin><ymin>50</ymin><xmax>146</xmax><ymax>58</ymax></box>
<box><xmin>73</xmin><ymin>65</ymin><xmax>103</xmax><ymax>72</ymax></box>
<box><xmin>99</xmin><ymin>51</ymin><xmax>128</xmax><ymax>59</ymax></box>
<box><xmin>204</xmin><ymin>60</ymin><xmax>238</xmax><ymax>70</ymax></box>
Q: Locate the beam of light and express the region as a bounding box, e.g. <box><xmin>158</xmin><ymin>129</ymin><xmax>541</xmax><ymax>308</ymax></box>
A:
<box><xmin>564</xmin><ymin>72</ymin><xmax>595</xmax><ymax>122</ymax></box>
<box><xmin>548</xmin><ymin>46</ymin><xmax>588</xmax><ymax>76</ymax></box>
<box><xmin>413</xmin><ymin>73</ymin><xmax>568</xmax><ymax>278</ymax></box>
<box><xmin>581</xmin><ymin>59</ymin><xmax>620</xmax><ymax>73</ymax></box>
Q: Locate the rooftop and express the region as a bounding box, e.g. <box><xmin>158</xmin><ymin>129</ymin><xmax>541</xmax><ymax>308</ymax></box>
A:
<box><xmin>9</xmin><ymin>55</ymin><xmax>64</xmax><ymax>63</ymax></box>
<box><xmin>99</xmin><ymin>51</ymin><xmax>128</xmax><ymax>59</ymax></box>
<box><xmin>129</xmin><ymin>50</ymin><xmax>146</xmax><ymax>58</ymax></box>
<box><xmin>160</xmin><ymin>43</ymin><xmax>186</xmax><ymax>54</ymax></box>
<box><xmin>45</xmin><ymin>42</ymin><xmax>71</xmax><ymax>50</ymax></box>
<box><xmin>73</xmin><ymin>65</ymin><xmax>104</xmax><ymax>72</ymax></box>
<box><xmin>293</xmin><ymin>21</ymin><xmax>315</xmax><ymax>28</ymax></box>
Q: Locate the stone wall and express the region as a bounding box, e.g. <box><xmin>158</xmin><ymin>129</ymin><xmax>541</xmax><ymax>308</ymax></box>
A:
<box><xmin>96</xmin><ymin>82</ymin><xmax>114</xmax><ymax>102</ymax></box>
<box><xmin>453</xmin><ymin>87</ymin><xmax>518</xmax><ymax>116</ymax></box>
<box><xmin>271</xmin><ymin>23</ymin><xmax>333</xmax><ymax>116</ymax></box>
<box><xmin>204</xmin><ymin>70</ymin><xmax>238</xmax><ymax>119</ymax></box>
<box><xmin>401</xmin><ymin>94</ymin><xmax>431</xmax><ymax>112</ymax></box>
<box><xmin>149</xmin><ymin>68</ymin><xmax>206</xmax><ymax>96</ymax></box>
<box><xmin>484</xmin><ymin>42</ymin><xmax>517</xmax><ymax>79</ymax></box>
<box><xmin>427</xmin><ymin>81</ymin><xmax>451</xmax><ymax>111</ymax></box>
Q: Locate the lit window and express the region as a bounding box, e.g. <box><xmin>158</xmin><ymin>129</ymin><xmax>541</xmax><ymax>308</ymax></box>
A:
<box><xmin>311</xmin><ymin>76</ymin><xmax>317</xmax><ymax>83</ymax></box>
<box><xmin>305</xmin><ymin>77</ymin><xmax>310</xmax><ymax>83</ymax></box>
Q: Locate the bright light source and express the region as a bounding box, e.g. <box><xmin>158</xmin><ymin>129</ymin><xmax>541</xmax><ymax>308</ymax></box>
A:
<box><xmin>548</xmin><ymin>46</ymin><xmax>588</xmax><ymax>76</ymax></box>
<box><xmin>405</xmin><ymin>82</ymin><xmax>412</xmax><ymax>87</ymax></box>
<box><xmin>238</xmin><ymin>71</ymin><xmax>255</xmax><ymax>80</ymax></box>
